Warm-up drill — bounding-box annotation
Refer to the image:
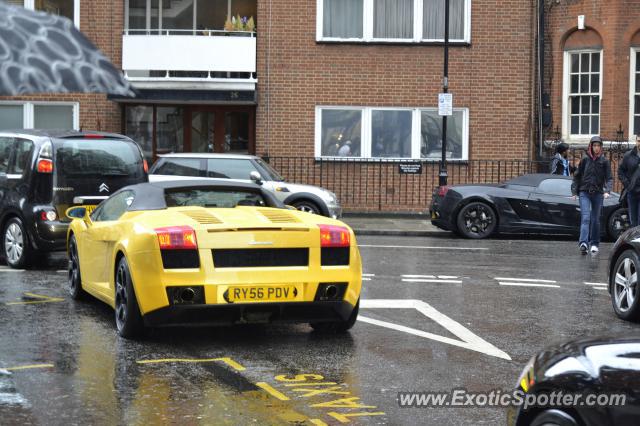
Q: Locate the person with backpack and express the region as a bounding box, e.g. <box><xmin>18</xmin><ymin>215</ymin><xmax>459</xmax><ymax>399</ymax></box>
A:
<box><xmin>571</xmin><ymin>136</ymin><xmax>613</xmax><ymax>254</ymax></box>
<box><xmin>550</xmin><ymin>142</ymin><xmax>575</xmax><ymax>176</ymax></box>
<box><xmin>618</xmin><ymin>134</ymin><xmax>640</xmax><ymax>226</ymax></box>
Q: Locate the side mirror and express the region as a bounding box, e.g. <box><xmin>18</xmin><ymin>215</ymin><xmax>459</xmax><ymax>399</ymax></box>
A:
<box><xmin>66</xmin><ymin>206</ymin><xmax>87</xmax><ymax>220</ymax></box>
<box><xmin>249</xmin><ymin>171</ymin><xmax>263</xmax><ymax>185</ymax></box>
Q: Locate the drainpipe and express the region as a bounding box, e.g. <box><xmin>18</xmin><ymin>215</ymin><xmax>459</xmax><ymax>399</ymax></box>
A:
<box><xmin>537</xmin><ymin>0</ymin><xmax>545</xmax><ymax>159</ymax></box>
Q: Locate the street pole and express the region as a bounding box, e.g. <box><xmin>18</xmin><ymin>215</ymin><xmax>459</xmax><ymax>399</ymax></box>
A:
<box><xmin>439</xmin><ymin>0</ymin><xmax>450</xmax><ymax>187</ymax></box>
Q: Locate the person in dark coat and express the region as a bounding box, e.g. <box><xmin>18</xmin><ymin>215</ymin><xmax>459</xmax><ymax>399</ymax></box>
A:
<box><xmin>571</xmin><ymin>136</ymin><xmax>612</xmax><ymax>254</ymax></box>
<box><xmin>550</xmin><ymin>142</ymin><xmax>575</xmax><ymax>176</ymax></box>
<box><xmin>618</xmin><ymin>134</ymin><xmax>640</xmax><ymax>226</ymax></box>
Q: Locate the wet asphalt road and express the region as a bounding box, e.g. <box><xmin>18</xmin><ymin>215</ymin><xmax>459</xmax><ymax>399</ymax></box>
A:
<box><xmin>1</xmin><ymin>235</ymin><xmax>639</xmax><ymax>425</ymax></box>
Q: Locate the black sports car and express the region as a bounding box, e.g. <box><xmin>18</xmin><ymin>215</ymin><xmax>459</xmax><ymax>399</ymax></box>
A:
<box><xmin>430</xmin><ymin>174</ymin><xmax>629</xmax><ymax>240</ymax></box>
<box><xmin>608</xmin><ymin>226</ymin><xmax>640</xmax><ymax>321</ymax></box>
<box><xmin>507</xmin><ymin>336</ymin><xmax>640</xmax><ymax>426</ymax></box>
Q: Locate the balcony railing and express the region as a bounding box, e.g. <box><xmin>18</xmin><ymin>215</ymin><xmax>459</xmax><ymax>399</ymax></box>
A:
<box><xmin>122</xmin><ymin>30</ymin><xmax>257</xmax><ymax>89</ymax></box>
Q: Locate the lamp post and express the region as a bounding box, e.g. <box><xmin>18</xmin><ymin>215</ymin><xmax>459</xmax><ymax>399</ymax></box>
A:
<box><xmin>439</xmin><ymin>0</ymin><xmax>450</xmax><ymax>186</ymax></box>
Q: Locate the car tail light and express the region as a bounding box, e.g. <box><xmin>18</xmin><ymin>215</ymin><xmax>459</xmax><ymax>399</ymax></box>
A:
<box><xmin>155</xmin><ymin>226</ymin><xmax>198</xmax><ymax>250</ymax></box>
<box><xmin>319</xmin><ymin>225</ymin><xmax>350</xmax><ymax>248</ymax></box>
<box><xmin>143</xmin><ymin>159</ymin><xmax>149</xmax><ymax>173</ymax></box>
<box><xmin>437</xmin><ymin>185</ymin><xmax>450</xmax><ymax>197</ymax></box>
<box><xmin>37</xmin><ymin>158</ymin><xmax>53</xmax><ymax>173</ymax></box>
<box><xmin>83</xmin><ymin>134</ymin><xmax>104</xmax><ymax>139</ymax></box>
<box><xmin>40</xmin><ymin>210</ymin><xmax>58</xmax><ymax>222</ymax></box>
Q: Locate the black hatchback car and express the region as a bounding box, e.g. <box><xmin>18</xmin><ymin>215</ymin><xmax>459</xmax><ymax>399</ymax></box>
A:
<box><xmin>0</xmin><ymin>130</ymin><xmax>147</xmax><ymax>268</ymax></box>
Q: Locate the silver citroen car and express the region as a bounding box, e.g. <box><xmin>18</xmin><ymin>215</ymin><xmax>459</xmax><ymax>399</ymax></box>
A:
<box><xmin>148</xmin><ymin>153</ymin><xmax>342</xmax><ymax>218</ymax></box>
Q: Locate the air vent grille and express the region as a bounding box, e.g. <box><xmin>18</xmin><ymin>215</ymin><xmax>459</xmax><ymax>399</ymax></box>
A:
<box><xmin>258</xmin><ymin>208</ymin><xmax>301</xmax><ymax>224</ymax></box>
<box><xmin>179</xmin><ymin>210</ymin><xmax>223</xmax><ymax>225</ymax></box>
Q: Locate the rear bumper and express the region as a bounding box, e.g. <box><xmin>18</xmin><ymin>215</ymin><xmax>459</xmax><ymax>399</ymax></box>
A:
<box><xmin>32</xmin><ymin>220</ymin><xmax>69</xmax><ymax>251</ymax></box>
<box><xmin>143</xmin><ymin>300</ymin><xmax>355</xmax><ymax>327</ymax></box>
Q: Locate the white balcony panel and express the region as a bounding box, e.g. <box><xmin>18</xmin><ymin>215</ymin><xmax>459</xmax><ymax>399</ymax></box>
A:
<box><xmin>122</xmin><ymin>35</ymin><xmax>256</xmax><ymax>73</ymax></box>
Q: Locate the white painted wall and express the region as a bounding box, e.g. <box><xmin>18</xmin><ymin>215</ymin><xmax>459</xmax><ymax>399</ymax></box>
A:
<box><xmin>122</xmin><ymin>35</ymin><xmax>256</xmax><ymax>73</ymax></box>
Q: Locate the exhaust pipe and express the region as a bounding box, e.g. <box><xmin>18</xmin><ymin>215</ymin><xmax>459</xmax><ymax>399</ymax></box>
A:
<box><xmin>178</xmin><ymin>287</ymin><xmax>195</xmax><ymax>303</ymax></box>
<box><xmin>324</xmin><ymin>285</ymin><xmax>338</xmax><ymax>299</ymax></box>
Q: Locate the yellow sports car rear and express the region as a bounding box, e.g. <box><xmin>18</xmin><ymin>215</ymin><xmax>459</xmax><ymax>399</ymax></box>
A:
<box><xmin>66</xmin><ymin>180</ymin><xmax>361</xmax><ymax>338</ymax></box>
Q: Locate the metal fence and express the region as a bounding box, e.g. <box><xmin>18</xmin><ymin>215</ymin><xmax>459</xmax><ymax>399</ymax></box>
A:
<box><xmin>265</xmin><ymin>150</ymin><xmax>627</xmax><ymax>213</ymax></box>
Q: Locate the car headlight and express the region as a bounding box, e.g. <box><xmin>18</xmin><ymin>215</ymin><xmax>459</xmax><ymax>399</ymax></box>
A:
<box><xmin>516</xmin><ymin>356</ymin><xmax>536</xmax><ymax>392</ymax></box>
<box><xmin>321</xmin><ymin>191</ymin><xmax>338</xmax><ymax>203</ymax></box>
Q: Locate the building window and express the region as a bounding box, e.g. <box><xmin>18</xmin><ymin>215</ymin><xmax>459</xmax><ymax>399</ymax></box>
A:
<box><xmin>632</xmin><ymin>48</ymin><xmax>640</xmax><ymax>137</ymax></box>
<box><xmin>318</xmin><ymin>0</ymin><xmax>470</xmax><ymax>43</ymax></box>
<box><xmin>316</xmin><ymin>106</ymin><xmax>468</xmax><ymax>160</ymax></box>
<box><xmin>565</xmin><ymin>50</ymin><xmax>601</xmax><ymax>138</ymax></box>
<box><xmin>11</xmin><ymin>0</ymin><xmax>80</xmax><ymax>26</ymax></box>
<box><xmin>0</xmin><ymin>102</ymin><xmax>78</xmax><ymax>131</ymax></box>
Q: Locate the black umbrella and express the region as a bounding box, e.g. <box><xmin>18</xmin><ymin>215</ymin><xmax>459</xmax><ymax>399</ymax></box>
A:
<box><xmin>0</xmin><ymin>2</ymin><xmax>135</xmax><ymax>96</ymax></box>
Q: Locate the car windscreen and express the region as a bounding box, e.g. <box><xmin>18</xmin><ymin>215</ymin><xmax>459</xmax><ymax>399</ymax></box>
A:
<box><xmin>164</xmin><ymin>188</ymin><xmax>268</xmax><ymax>208</ymax></box>
<box><xmin>255</xmin><ymin>158</ymin><xmax>285</xmax><ymax>182</ymax></box>
<box><xmin>55</xmin><ymin>139</ymin><xmax>143</xmax><ymax>178</ymax></box>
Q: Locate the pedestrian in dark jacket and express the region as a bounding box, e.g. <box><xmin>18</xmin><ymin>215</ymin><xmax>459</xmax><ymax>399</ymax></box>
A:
<box><xmin>550</xmin><ymin>142</ymin><xmax>575</xmax><ymax>176</ymax></box>
<box><xmin>571</xmin><ymin>136</ymin><xmax>612</xmax><ymax>254</ymax></box>
<box><xmin>618</xmin><ymin>134</ymin><xmax>640</xmax><ymax>226</ymax></box>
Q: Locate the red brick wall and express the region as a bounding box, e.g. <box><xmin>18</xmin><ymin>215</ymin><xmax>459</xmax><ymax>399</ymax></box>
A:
<box><xmin>256</xmin><ymin>0</ymin><xmax>537</xmax><ymax>161</ymax></box>
<box><xmin>0</xmin><ymin>1</ymin><xmax>123</xmax><ymax>132</ymax></box>
<box><xmin>544</xmin><ymin>0</ymin><xmax>640</xmax><ymax>141</ymax></box>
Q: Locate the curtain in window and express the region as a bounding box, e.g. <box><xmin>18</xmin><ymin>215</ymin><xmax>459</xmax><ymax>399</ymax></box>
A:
<box><xmin>34</xmin><ymin>105</ymin><xmax>73</xmax><ymax>129</ymax></box>
<box><xmin>323</xmin><ymin>0</ymin><xmax>363</xmax><ymax>38</ymax></box>
<box><xmin>423</xmin><ymin>0</ymin><xmax>465</xmax><ymax>40</ymax></box>
<box><xmin>0</xmin><ymin>105</ymin><xmax>23</xmax><ymax>130</ymax></box>
<box><xmin>374</xmin><ymin>0</ymin><xmax>413</xmax><ymax>39</ymax></box>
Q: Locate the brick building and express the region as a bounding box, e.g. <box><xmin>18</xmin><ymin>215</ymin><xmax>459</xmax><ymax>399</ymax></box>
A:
<box><xmin>8</xmin><ymin>1</ymin><xmax>633</xmax><ymax>211</ymax></box>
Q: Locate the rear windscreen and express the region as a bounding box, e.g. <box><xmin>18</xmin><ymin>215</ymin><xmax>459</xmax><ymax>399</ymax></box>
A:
<box><xmin>165</xmin><ymin>188</ymin><xmax>267</xmax><ymax>208</ymax></box>
<box><xmin>55</xmin><ymin>139</ymin><xmax>143</xmax><ymax>178</ymax></box>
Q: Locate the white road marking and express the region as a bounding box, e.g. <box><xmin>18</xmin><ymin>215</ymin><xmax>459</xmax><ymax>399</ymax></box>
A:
<box><xmin>499</xmin><ymin>282</ymin><xmax>560</xmax><ymax>288</ymax></box>
<box><xmin>402</xmin><ymin>279</ymin><xmax>462</xmax><ymax>284</ymax></box>
<box><xmin>584</xmin><ymin>282</ymin><xmax>607</xmax><ymax>286</ymax></box>
<box><xmin>438</xmin><ymin>275</ymin><xmax>458</xmax><ymax>279</ymax></box>
<box><xmin>359</xmin><ymin>299</ymin><xmax>510</xmax><ymax>360</ymax></box>
<box><xmin>359</xmin><ymin>244</ymin><xmax>488</xmax><ymax>251</ymax></box>
<box><xmin>362</xmin><ymin>273</ymin><xmax>375</xmax><ymax>277</ymax></box>
<box><xmin>494</xmin><ymin>277</ymin><xmax>557</xmax><ymax>283</ymax></box>
<box><xmin>362</xmin><ymin>278</ymin><xmax>372</xmax><ymax>281</ymax></box>
<box><xmin>56</xmin><ymin>270</ymin><xmax>67</xmax><ymax>273</ymax></box>
<box><xmin>402</xmin><ymin>274</ymin><xmax>436</xmax><ymax>279</ymax></box>
<box><xmin>594</xmin><ymin>288</ymin><xmax>608</xmax><ymax>291</ymax></box>
<box><xmin>0</xmin><ymin>269</ymin><xmax>24</xmax><ymax>273</ymax></box>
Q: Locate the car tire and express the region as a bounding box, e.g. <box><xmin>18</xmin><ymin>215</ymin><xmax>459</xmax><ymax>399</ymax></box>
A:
<box><xmin>310</xmin><ymin>299</ymin><xmax>359</xmax><ymax>333</ymax></box>
<box><xmin>610</xmin><ymin>249</ymin><xmax>640</xmax><ymax>322</ymax></box>
<box><xmin>2</xmin><ymin>217</ymin><xmax>32</xmax><ymax>269</ymax></box>
<box><xmin>68</xmin><ymin>235</ymin><xmax>87</xmax><ymax>300</ymax></box>
<box><xmin>455</xmin><ymin>202</ymin><xmax>497</xmax><ymax>239</ymax></box>
<box><xmin>607</xmin><ymin>208</ymin><xmax>630</xmax><ymax>241</ymax></box>
<box><xmin>114</xmin><ymin>256</ymin><xmax>146</xmax><ymax>339</ymax></box>
<box><xmin>530</xmin><ymin>409</ymin><xmax>579</xmax><ymax>426</ymax></box>
<box><xmin>292</xmin><ymin>200</ymin><xmax>321</xmax><ymax>215</ymax></box>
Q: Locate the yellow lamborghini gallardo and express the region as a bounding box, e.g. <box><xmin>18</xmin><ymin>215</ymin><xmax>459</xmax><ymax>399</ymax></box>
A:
<box><xmin>66</xmin><ymin>180</ymin><xmax>361</xmax><ymax>338</ymax></box>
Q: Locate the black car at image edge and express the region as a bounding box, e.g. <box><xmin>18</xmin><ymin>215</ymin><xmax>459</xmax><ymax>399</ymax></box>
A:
<box><xmin>0</xmin><ymin>130</ymin><xmax>147</xmax><ymax>268</ymax></box>
<box><xmin>430</xmin><ymin>174</ymin><xmax>629</xmax><ymax>240</ymax></box>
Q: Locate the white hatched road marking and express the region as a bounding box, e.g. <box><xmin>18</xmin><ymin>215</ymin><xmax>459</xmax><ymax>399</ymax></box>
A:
<box><xmin>402</xmin><ymin>275</ymin><xmax>436</xmax><ymax>279</ymax></box>
<box><xmin>359</xmin><ymin>299</ymin><xmax>510</xmax><ymax>360</ymax></box>
<box><xmin>494</xmin><ymin>277</ymin><xmax>557</xmax><ymax>283</ymax></box>
<box><xmin>362</xmin><ymin>274</ymin><xmax>375</xmax><ymax>277</ymax></box>
<box><xmin>360</xmin><ymin>244</ymin><xmax>488</xmax><ymax>251</ymax></box>
<box><xmin>499</xmin><ymin>282</ymin><xmax>560</xmax><ymax>288</ymax></box>
<box><xmin>362</xmin><ymin>278</ymin><xmax>372</xmax><ymax>281</ymax></box>
<box><xmin>0</xmin><ymin>269</ymin><xmax>24</xmax><ymax>272</ymax></box>
<box><xmin>584</xmin><ymin>282</ymin><xmax>607</xmax><ymax>286</ymax></box>
<box><xmin>402</xmin><ymin>279</ymin><xmax>463</xmax><ymax>284</ymax></box>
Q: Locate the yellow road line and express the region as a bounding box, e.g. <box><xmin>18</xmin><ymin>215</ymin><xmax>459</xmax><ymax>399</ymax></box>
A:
<box><xmin>309</xmin><ymin>419</ymin><xmax>329</xmax><ymax>426</ymax></box>
<box><xmin>136</xmin><ymin>357</ymin><xmax>245</xmax><ymax>371</ymax></box>
<box><xmin>256</xmin><ymin>382</ymin><xmax>290</xmax><ymax>401</ymax></box>
<box><xmin>2</xmin><ymin>364</ymin><xmax>54</xmax><ymax>371</ymax></box>
<box><xmin>6</xmin><ymin>293</ymin><xmax>64</xmax><ymax>305</ymax></box>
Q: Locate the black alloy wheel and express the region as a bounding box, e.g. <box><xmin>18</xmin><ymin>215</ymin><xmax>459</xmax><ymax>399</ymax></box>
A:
<box><xmin>607</xmin><ymin>208</ymin><xmax>630</xmax><ymax>241</ymax></box>
<box><xmin>292</xmin><ymin>200</ymin><xmax>321</xmax><ymax>215</ymax></box>
<box><xmin>114</xmin><ymin>256</ymin><xmax>145</xmax><ymax>338</ymax></box>
<box><xmin>456</xmin><ymin>202</ymin><xmax>497</xmax><ymax>239</ymax></box>
<box><xmin>310</xmin><ymin>299</ymin><xmax>359</xmax><ymax>333</ymax></box>
<box><xmin>530</xmin><ymin>409</ymin><xmax>579</xmax><ymax>426</ymax></box>
<box><xmin>611</xmin><ymin>249</ymin><xmax>640</xmax><ymax>321</ymax></box>
<box><xmin>68</xmin><ymin>235</ymin><xmax>86</xmax><ymax>300</ymax></box>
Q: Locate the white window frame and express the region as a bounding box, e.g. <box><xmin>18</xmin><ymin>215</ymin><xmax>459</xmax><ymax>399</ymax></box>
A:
<box><xmin>0</xmin><ymin>102</ymin><xmax>79</xmax><ymax>130</ymax></box>
<box><xmin>20</xmin><ymin>0</ymin><xmax>80</xmax><ymax>27</ymax></box>
<box><xmin>316</xmin><ymin>0</ymin><xmax>471</xmax><ymax>43</ymax></box>
<box><xmin>630</xmin><ymin>47</ymin><xmax>639</xmax><ymax>138</ymax></box>
<box><xmin>562</xmin><ymin>49</ymin><xmax>603</xmax><ymax>141</ymax></box>
<box><xmin>315</xmin><ymin>105</ymin><xmax>469</xmax><ymax>160</ymax></box>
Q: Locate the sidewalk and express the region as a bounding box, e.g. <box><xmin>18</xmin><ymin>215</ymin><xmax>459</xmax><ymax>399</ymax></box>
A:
<box><xmin>341</xmin><ymin>214</ymin><xmax>451</xmax><ymax>237</ymax></box>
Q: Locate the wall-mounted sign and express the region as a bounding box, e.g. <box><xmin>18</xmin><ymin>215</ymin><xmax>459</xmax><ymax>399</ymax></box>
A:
<box><xmin>398</xmin><ymin>163</ymin><xmax>423</xmax><ymax>174</ymax></box>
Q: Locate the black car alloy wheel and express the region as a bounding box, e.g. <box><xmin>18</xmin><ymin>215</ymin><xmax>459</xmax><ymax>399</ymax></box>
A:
<box><xmin>68</xmin><ymin>235</ymin><xmax>85</xmax><ymax>300</ymax></box>
<box><xmin>114</xmin><ymin>257</ymin><xmax>145</xmax><ymax>338</ymax></box>
<box><xmin>607</xmin><ymin>208</ymin><xmax>630</xmax><ymax>241</ymax></box>
<box><xmin>611</xmin><ymin>249</ymin><xmax>640</xmax><ymax>321</ymax></box>
<box><xmin>456</xmin><ymin>202</ymin><xmax>497</xmax><ymax>239</ymax></box>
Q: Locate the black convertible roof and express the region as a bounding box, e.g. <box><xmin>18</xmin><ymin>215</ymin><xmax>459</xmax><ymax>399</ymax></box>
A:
<box><xmin>121</xmin><ymin>179</ymin><xmax>283</xmax><ymax>211</ymax></box>
<box><xmin>506</xmin><ymin>173</ymin><xmax>571</xmax><ymax>186</ymax></box>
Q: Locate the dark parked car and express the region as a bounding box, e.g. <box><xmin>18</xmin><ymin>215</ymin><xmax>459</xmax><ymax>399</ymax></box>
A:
<box><xmin>0</xmin><ymin>130</ymin><xmax>147</xmax><ymax>268</ymax></box>
<box><xmin>608</xmin><ymin>226</ymin><xmax>640</xmax><ymax>321</ymax></box>
<box><xmin>507</xmin><ymin>336</ymin><xmax>640</xmax><ymax>426</ymax></box>
<box><xmin>430</xmin><ymin>174</ymin><xmax>629</xmax><ymax>240</ymax></box>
